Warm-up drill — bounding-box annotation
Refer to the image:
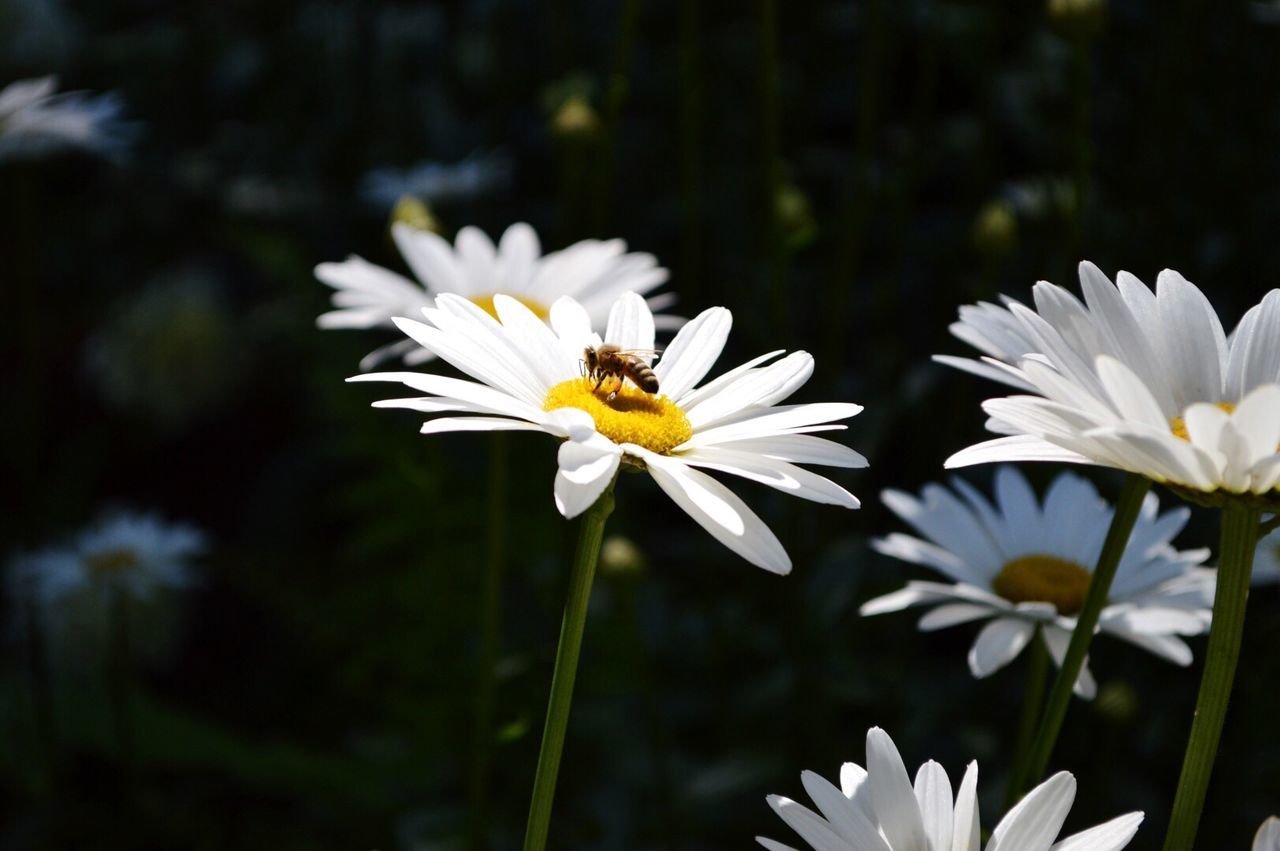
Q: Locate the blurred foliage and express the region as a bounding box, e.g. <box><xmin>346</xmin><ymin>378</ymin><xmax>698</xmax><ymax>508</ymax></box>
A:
<box><xmin>2</xmin><ymin>0</ymin><xmax>1280</xmax><ymax>848</ymax></box>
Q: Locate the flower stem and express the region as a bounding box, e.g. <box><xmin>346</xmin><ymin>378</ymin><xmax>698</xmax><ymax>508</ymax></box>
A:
<box><xmin>521</xmin><ymin>480</ymin><xmax>616</xmax><ymax>851</ymax></box>
<box><xmin>1161</xmin><ymin>501</ymin><xmax>1259</xmax><ymax>851</ymax></box>
<box><xmin>106</xmin><ymin>587</ymin><xmax>135</xmax><ymax>774</ymax></box>
<box><xmin>1004</xmin><ymin>631</ymin><xmax>1050</xmax><ymax>811</ymax></box>
<box><xmin>468</xmin><ymin>433</ymin><xmax>508</xmax><ymax>851</ymax></box>
<box><xmin>1010</xmin><ymin>473</ymin><xmax>1151</xmax><ymax>802</ymax></box>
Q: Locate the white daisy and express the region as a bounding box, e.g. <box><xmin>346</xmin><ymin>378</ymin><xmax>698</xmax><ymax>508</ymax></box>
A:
<box><xmin>860</xmin><ymin>467</ymin><xmax>1213</xmax><ymax>698</ymax></box>
<box><xmin>0</xmin><ymin>75</ymin><xmax>129</xmax><ymax>161</ymax></box>
<box><xmin>760</xmin><ymin>726</ymin><xmax>1143</xmax><ymax>851</ymax></box>
<box><xmin>350</xmin><ymin>291</ymin><xmax>865</xmax><ymax>573</ymax></box>
<box><xmin>1256</xmin><ymin>817</ymin><xmax>1280</xmax><ymax>851</ymax></box>
<box><xmin>941</xmin><ymin>262</ymin><xmax>1280</xmax><ymax>498</ymax></box>
<box><xmin>316</xmin><ymin>222</ymin><xmax>678</xmax><ymax>369</ymax></box>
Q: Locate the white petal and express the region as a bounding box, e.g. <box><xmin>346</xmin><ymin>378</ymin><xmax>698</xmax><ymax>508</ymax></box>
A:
<box><xmin>1049</xmin><ymin>812</ymin><xmax>1143</xmax><ymax>851</ymax></box>
<box><xmin>946</xmin><ymin>435</ymin><xmax>1094</xmax><ymax>469</ymax></box>
<box><xmin>968</xmin><ymin>618</ymin><xmax>1034</xmax><ymax>678</ymax></box>
<box><xmin>496</xmin><ymin>222</ymin><xmax>540</xmax><ymax>291</ymax></box>
<box><xmin>866</xmin><ymin>727</ymin><xmax>928</xmax><ymax>851</ymax></box>
<box><xmin>653</xmin><ymin>307</ymin><xmax>732</xmax><ymax>399</ymax></box>
<box><xmin>755</xmin><ymin>839</ymin><xmax>801</xmax><ymax>851</ymax></box>
<box><xmin>1155</xmin><ymin>269</ymin><xmax>1228</xmax><ymax>408</ymax></box>
<box><xmin>919</xmin><ymin>604</ymin><xmax>994</xmax><ymax>631</ymax></box>
<box><xmin>686</xmin><ymin>403</ymin><xmax>863</xmax><ymax>447</ymax></box>
<box><xmin>952</xmin><ymin>762</ymin><xmax>981</xmax><ymax>851</ymax></box>
<box><xmin>632</xmin><ymin>447</ymin><xmax>791</xmax><ymax>573</ymax></box>
<box><xmin>987</xmin><ymin>771</ymin><xmax>1076</xmax><ymax>851</ymax></box>
<box><xmin>1253</xmin><ymin>816</ymin><xmax>1280</xmax><ymax>851</ymax></box>
<box><xmin>800</xmin><ymin>771</ymin><xmax>891</xmax><ymax>850</ymax></box>
<box><xmin>677</xmin><ymin>447</ymin><xmax>859</xmax><ymax>508</ymax></box>
<box><xmin>1095</xmin><ymin>356</ymin><xmax>1169</xmax><ymax>429</ymax></box>
<box><xmin>549</xmin><ymin>296</ymin><xmax>595</xmax><ymax>349</ymax></box>
<box><xmin>711</xmin><ymin>433</ymin><xmax>868</xmax><ymax>468</ymax></box>
<box><xmin>419</xmin><ymin>417</ymin><xmax>547</xmax><ymax>435</ymax></box>
<box><xmin>605</xmin><ymin>291</ymin><xmax>656</xmax><ymax>353</ymax></box>
<box><xmin>914</xmin><ymin>760</ymin><xmax>954</xmax><ymax>851</ymax></box>
<box><xmin>554</xmin><ymin>434</ymin><xmax>622</xmax><ymax>519</ymax></box>
<box><xmin>392</xmin><ymin>223</ymin><xmax>465</xmax><ymax>293</ymax></box>
<box><xmin>1041</xmin><ymin>629</ymin><xmax>1097</xmax><ymax>699</ymax></box>
<box><xmin>493</xmin><ymin>293</ymin><xmax>578</xmax><ymax>387</ymax></box>
<box><xmin>350</xmin><ymin>369</ymin><xmax>546</xmax><ymax>422</ymax></box>
<box><xmin>766</xmin><ymin>796</ymin><xmax>849</xmax><ymax>851</ymax></box>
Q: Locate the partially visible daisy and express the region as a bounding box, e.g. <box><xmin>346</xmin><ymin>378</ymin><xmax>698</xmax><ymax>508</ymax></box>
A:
<box><xmin>760</xmin><ymin>726</ymin><xmax>1143</xmax><ymax>851</ymax></box>
<box><xmin>0</xmin><ymin>75</ymin><xmax>130</xmax><ymax>162</ymax></box>
<box><xmin>1256</xmin><ymin>817</ymin><xmax>1280</xmax><ymax>851</ymax></box>
<box><xmin>316</xmin><ymin>222</ymin><xmax>677</xmax><ymax>369</ymax></box>
<box><xmin>358</xmin><ymin>152</ymin><xmax>512</xmax><ymax>209</ymax></box>
<box><xmin>351</xmin><ymin>291</ymin><xmax>865</xmax><ymax>573</ymax></box>
<box><xmin>941</xmin><ymin>262</ymin><xmax>1280</xmax><ymax>498</ymax></box>
<box><xmin>860</xmin><ymin>467</ymin><xmax>1213</xmax><ymax>698</ymax></box>
<box><xmin>1250</xmin><ymin>525</ymin><xmax>1280</xmax><ymax>585</ymax></box>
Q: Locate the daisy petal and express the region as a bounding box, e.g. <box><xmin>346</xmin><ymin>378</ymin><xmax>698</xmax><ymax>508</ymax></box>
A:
<box><xmin>968</xmin><ymin>618</ymin><xmax>1034</xmax><ymax>678</ymax></box>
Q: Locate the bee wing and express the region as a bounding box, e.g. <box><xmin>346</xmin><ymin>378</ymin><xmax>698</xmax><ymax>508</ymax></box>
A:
<box><xmin>616</xmin><ymin>348</ymin><xmax>663</xmax><ymax>362</ymax></box>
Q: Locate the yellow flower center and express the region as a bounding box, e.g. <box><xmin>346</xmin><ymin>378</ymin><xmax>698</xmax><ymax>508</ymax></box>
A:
<box><xmin>543</xmin><ymin>377</ymin><xmax>693</xmax><ymax>454</ymax></box>
<box><xmin>991</xmin><ymin>554</ymin><xmax>1092</xmax><ymax>616</ymax></box>
<box><xmin>85</xmin><ymin>548</ymin><xmax>141</xmax><ymax>576</ymax></box>
<box><xmin>1170</xmin><ymin>402</ymin><xmax>1236</xmax><ymax>441</ymax></box>
<box><xmin>470</xmin><ymin>294</ymin><xmax>549</xmax><ymax>320</ymax></box>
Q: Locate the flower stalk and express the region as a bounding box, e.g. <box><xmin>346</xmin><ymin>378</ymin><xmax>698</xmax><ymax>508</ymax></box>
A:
<box><xmin>1010</xmin><ymin>473</ymin><xmax>1151</xmax><ymax>802</ymax></box>
<box><xmin>1161</xmin><ymin>501</ymin><xmax>1259</xmax><ymax>851</ymax></box>
<box><xmin>521</xmin><ymin>478</ymin><xmax>616</xmax><ymax>851</ymax></box>
<box><xmin>1005</xmin><ymin>632</ymin><xmax>1050</xmax><ymax>810</ymax></box>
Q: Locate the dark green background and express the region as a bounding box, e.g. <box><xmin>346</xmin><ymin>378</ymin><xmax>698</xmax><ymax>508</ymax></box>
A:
<box><xmin>2</xmin><ymin>0</ymin><xmax>1278</xmax><ymax>847</ymax></box>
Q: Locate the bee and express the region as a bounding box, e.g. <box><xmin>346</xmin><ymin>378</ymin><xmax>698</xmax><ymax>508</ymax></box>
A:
<box><xmin>582</xmin><ymin>344</ymin><xmax>661</xmax><ymax>399</ymax></box>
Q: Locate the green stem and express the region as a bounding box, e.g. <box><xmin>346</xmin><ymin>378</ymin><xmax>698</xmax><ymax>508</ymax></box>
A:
<box><xmin>521</xmin><ymin>480</ymin><xmax>616</xmax><ymax>851</ymax></box>
<box><xmin>468</xmin><ymin>433</ymin><xmax>508</xmax><ymax>851</ymax></box>
<box><xmin>1161</xmin><ymin>502</ymin><xmax>1259</xmax><ymax>851</ymax></box>
<box><xmin>1004</xmin><ymin>631</ymin><xmax>1050</xmax><ymax>811</ymax></box>
<box><xmin>1010</xmin><ymin>473</ymin><xmax>1151</xmax><ymax>801</ymax></box>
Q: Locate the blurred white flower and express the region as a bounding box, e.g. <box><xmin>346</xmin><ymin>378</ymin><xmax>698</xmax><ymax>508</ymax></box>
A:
<box><xmin>1256</xmin><ymin>817</ymin><xmax>1280</xmax><ymax>851</ymax></box>
<box><xmin>0</xmin><ymin>75</ymin><xmax>130</xmax><ymax>161</ymax></box>
<box><xmin>358</xmin><ymin>153</ymin><xmax>511</xmax><ymax>209</ymax></box>
<box><xmin>7</xmin><ymin>511</ymin><xmax>206</xmax><ymax>671</ymax></box>
<box><xmin>861</xmin><ymin>467</ymin><xmax>1213</xmax><ymax>698</ymax></box>
<box><xmin>942</xmin><ymin>262</ymin><xmax>1280</xmax><ymax>498</ymax></box>
<box><xmin>352</xmin><ymin>292</ymin><xmax>864</xmax><ymax>573</ymax></box>
<box><xmin>317</xmin><ymin>222</ymin><xmax>678</xmax><ymax>369</ymax></box>
<box><xmin>760</xmin><ymin>726</ymin><xmax>1143</xmax><ymax>851</ymax></box>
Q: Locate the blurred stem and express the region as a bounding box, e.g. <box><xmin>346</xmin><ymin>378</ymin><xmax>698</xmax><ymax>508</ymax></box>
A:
<box><xmin>590</xmin><ymin>0</ymin><xmax>640</xmax><ymax>231</ymax></box>
<box><xmin>756</xmin><ymin>0</ymin><xmax>787</xmax><ymax>339</ymax></box>
<box><xmin>678</xmin><ymin>0</ymin><xmax>704</xmax><ymax>307</ymax></box>
<box><xmin>824</xmin><ymin>0</ymin><xmax>884</xmax><ymax>386</ymax></box>
<box><xmin>1010</xmin><ymin>474</ymin><xmax>1150</xmax><ymax>802</ymax></box>
<box><xmin>24</xmin><ymin>599</ymin><xmax>57</xmax><ymax>789</ymax></box>
<box><xmin>1161</xmin><ymin>502</ymin><xmax>1259</xmax><ymax>851</ymax></box>
<box><xmin>106</xmin><ymin>587</ymin><xmax>135</xmax><ymax>776</ymax></box>
<box><xmin>1004</xmin><ymin>633</ymin><xmax>1049</xmax><ymax>811</ymax></box>
<box><xmin>521</xmin><ymin>479</ymin><xmax>616</xmax><ymax>851</ymax></box>
<box><xmin>468</xmin><ymin>433</ymin><xmax>508</xmax><ymax>851</ymax></box>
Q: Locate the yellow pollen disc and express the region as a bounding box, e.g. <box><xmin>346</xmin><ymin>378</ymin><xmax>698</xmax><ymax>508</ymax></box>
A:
<box><xmin>1170</xmin><ymin>401</ymin><xmax>1236</xmax><ymax>441</ymax></box>
<box><xmin>991</xmin><ymin>554</ymin><xmax>1092</xmax><ymax>616</ymax></box>
<box><xmin>544</xmin><ymin>377</ymin><xmax>693</xmax><ymax>455</ymax></box>
<box><xmin>470</xmin><ymin>293</ymin><xmax>549</xmax><ymax>320</ymax></box>
<box><xmin>85</xmin><ymin>548</ymin><xmax>141</xmax><ymax>575</ymax></box>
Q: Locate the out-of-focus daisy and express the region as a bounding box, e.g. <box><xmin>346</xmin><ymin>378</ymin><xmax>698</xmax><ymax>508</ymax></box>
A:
<box><xmin>760</xmin><ymin>726</ymin><xmax>1143</xmax><ymax>851</ymax></box>
<box><xmin>317</xmin><ymin>222</ymin><xmax>677</xmax><ymax>369</ymax></box>
<box><xmin>942</xmin><ymin>262</ymin><xmax>1280</xmax><ymax>499</ymax></box>
<box><xmin>860</xmin><ymin>467</ymin><xmax>1213</xmax><ymax>698</ymax></box>
<box><xmin>6</xmin><ymin>511</ymin><xmax>206</xmax><ymax>670</ymax></box>
<box><xmin>0</xmin><ymin>75</ymin><xmax>129</xmax><ymax>161</ymax></box>
<box><xmin>358</xmin><ymin>152</ymin><xmax>512</xmax><ymax>210</ymax></box>
<box><xmin>1256</xmin><ymin>817</ymin><xmax>1280</xmax><ymax>851</ymax></box>
<box><xmin>351</xmin><ymin>292</ymin><xmax>865</xmax><ymax>573</ymax></box>
<box><xmin>1250</xmin><ymin>525</ymin><xmax>1280</xmax><ymax>585</ymax></box>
